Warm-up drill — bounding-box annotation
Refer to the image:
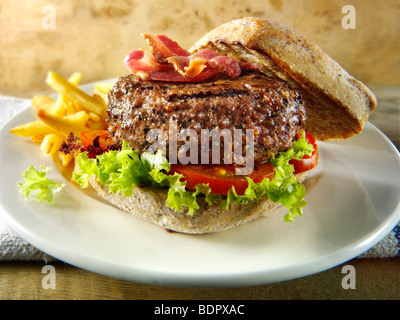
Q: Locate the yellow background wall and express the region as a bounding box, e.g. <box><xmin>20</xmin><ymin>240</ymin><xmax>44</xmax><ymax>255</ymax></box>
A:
<box><xmin>0</xmin><ymin>0</ymin><xmax>399</xmax><ymax>96</ymax></box>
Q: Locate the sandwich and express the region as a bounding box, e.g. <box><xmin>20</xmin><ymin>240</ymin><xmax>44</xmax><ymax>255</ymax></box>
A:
<box><xmin>67</xmin><ymin>17</ymin><xmax>376</xmax><ymax>234</ymax></box>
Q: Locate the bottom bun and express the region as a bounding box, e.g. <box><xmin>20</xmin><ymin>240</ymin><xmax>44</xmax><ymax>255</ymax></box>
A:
<box><xmin>88</xmin><ymin>172</ymin><xmax>308</xmax><ymax>234</ymax></box>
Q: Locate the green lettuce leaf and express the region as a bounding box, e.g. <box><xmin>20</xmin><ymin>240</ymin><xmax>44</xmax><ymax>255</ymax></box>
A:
<box><xmin>222</xmin><ymin>130</ymin><xmax>313</xmax><ymax>221</ymax></box>
<box><xmin>72</xmin><ymin>152</ymin><xmax>97</xmax><ymax>188</ymax></box>
<box><xmin>73</xmin><ymin>131</ymin><xmax>314</xmax><ymax>221</ymax></box>
<box><xmin>18</xmin><ymin>165</ymin><xmax>65</xmax><ymax>203</ymax></box>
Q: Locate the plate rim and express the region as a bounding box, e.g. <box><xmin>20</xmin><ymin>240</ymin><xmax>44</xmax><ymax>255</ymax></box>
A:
<box><xmin>0</xmin><ymin>85</ymin><xmax>399</xmax><ymax>287</ymax></box>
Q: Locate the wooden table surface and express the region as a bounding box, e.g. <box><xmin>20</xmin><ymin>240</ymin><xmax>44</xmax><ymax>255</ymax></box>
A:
<box><xmin>1</xmin><ymin>258</ymin><xmax>399</xmax><ymax>300</ymax></box>
<box><xmin>0</xmin><ymin>86</ymin><xmax>399</xmax><ymax>300</ymax></box>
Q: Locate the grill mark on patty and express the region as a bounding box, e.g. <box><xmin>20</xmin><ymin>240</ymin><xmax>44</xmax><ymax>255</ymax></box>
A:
<box><xmin>166</xmin><ymin>89</ymin><xmax>251</xmax><ymax>102</ymax></box>
<box><xmin>107</xmin><ymin>71</ymin><xmax>306</xmax><ymax>165</ymax></box>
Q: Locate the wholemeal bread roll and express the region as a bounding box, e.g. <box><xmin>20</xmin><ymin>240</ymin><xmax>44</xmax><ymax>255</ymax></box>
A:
<box><xmin>190</xmin><ymin>17</ymin><xmax>377</xmax><ymax>140</ymax></box>
<box><xmin>88</xmin><ymin>170</ymin><xmax>308</xmax><ymax>234</ymax></box>
<box><xmin>83</xmin><ymin>17</ymin><xmax>375</xmax><ymax>234</ymax></box>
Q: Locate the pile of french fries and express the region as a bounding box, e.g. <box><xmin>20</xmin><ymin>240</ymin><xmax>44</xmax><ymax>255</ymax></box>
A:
<box><xmin>10</xmin><ymin>71</ymin><xmax>115</xmax><ymax>167</ymax></box>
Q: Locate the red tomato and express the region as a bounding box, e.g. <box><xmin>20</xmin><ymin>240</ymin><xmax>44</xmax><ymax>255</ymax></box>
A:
<box><xmin>170</xmin><ymin>132</ymin><xmax>318</xmax><ymax>195</ymax></box>
<box><xmin>80</xmin><ymin>130</ymin><xmax>114</xmax><ymax>151</ymax></box>
<box><xmin>289</xmin><ymin>132</ymin><xmax>319</xmax><ymax>174</ymax></box>
<box><xmin>169</xmin><ymin>163</ymin><xmax>275</xmax><ymax>195</ymax></box>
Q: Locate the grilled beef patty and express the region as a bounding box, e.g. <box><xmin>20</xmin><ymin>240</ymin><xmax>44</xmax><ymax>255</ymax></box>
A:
<box><xmin>107</xmin><ymin>71</ymin><xmax>306</xmax><ymax>165</ymax></box>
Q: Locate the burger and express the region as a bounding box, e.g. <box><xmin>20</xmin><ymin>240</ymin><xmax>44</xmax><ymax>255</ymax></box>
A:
<box><xmin>70</xmin><ymin>17</ymin><xmax>376</xmax><ymax>234</ymax></box>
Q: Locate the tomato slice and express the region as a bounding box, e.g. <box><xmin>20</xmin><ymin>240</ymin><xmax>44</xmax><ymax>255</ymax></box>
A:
<box><xmin>169</xmin><ymin>163</ymin><xmax>275</xmax><ymax>195</ymax></box>
<box><xmin>289</xmin><ymin>132</ymin><xmax>319</xmax><ymax>174</ymax></box>
<box><xmin>80</xmin><ymin>130</ymin><xmax>114</xmax><ymax>151</ymax></box>
<box><xmin>79</xmin><ymin>130</ymin><xmax>317</xmax><ymax>195</ymax></box>
<box><xmin>170</xmin><ymin>132</ymin><xmax>318</xmax><ymax>195</ymax></box>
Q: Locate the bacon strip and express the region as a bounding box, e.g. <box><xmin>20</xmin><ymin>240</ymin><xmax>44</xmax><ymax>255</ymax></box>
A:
<box><xmin>124</xmin><ymin>49</ymin><xmax>167</xmax><ymax>73</ymax></box>
<box><xmin>124</xmin><ymin>34</ymin><xmax>259</xmax><ymax>82</ymax></box>
<box><xmin>146</xmin><ymin>68</ymin><xmax>219</xmax><ymax>83</ymax></box>
<box><xmin>142</xmin><ymin>33</ymin><xmax>190</xmax><ymax>63</ymax></box>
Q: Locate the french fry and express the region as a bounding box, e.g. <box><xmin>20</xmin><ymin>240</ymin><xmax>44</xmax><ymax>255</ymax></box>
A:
<box><xmin>9</xmin><ymin>121</ymin><xmax>57</xmax><ymax>137</ymax></box>
<box><xmin>58</xmin><ymin>151</ymin><xmax>73</xmax><ymax>167</ymax></box>
<box><xmin>92</xmin><ymin>93</ymin><xmax>107</xmax><ymax>108</ymax></box>
<box><xmin>46</xmin><ymin>71</ymin><xmax>107</xmax><ymax>116</ymax></box>
<box><xmin>68</xmin><ymin>72</ymin><xmax>82</xmax><ymax>86</ymax></box>
<box><xmin>85</xmin><ymin>102</ymin><xmax>108</xmax><ymax>131</ymax></box>
<box><xmin>37</xmin><ymin>109</ymin><xmax>87</xmax><ymax>136</ymax></box>
<box><xmin>67</xmin><ymin>110</ymin><xmax>90</xmax><ymax>126</ymax></box>
<box><xmin>11</xmin><ymin>71</ymin><xmax>114</xmax><ymax>167</ymax></box>
<box><xmin>31</xmin><ymin>135</ymin><xmax>46</xmax><ymax>143</ymax></box>
<box><xmin>40</xmin><ymin>133</ymin><xmax>65</xmax><ymax>155</ymax></box>
<box><xmin>61</xmin><ymin>95</ymin><xmax>79</xmax><ymax>114</ymax></box>
<box><xmin>94</xmin><ymin>82</ymin><xmax>114</xmax><ymax>95</ymax></box>
<box><xmin>88</xmin><ymin>112</ymin><xmax>101</xmax><ymax>122</ymax></box>
<box><xmin>12</xmin><ymin>72</ymin><xmax>84</xmax><ymax>139</ymax></box>
<box><xmin>91</xmin><ymin>93</ymin><xmax>108</xmax><ymax>124</ymax></box>
<box><xmin>49</xmin><ymin>96</ymin><xmax>67</xmax><ymax>117</ymax></box>
<box><xmin>94</xmin><ymin>83</ymin><xmax>114</xmax><ymax>105</ymax></box>
<box><xmin>86</xmin><ymin>119</ymin><xmax>108</xmax><ymax>131</ymax></box>
<box><xmin>51</xmin><ymin>72</ymin><xmax>83</xmax><ymax>117</ymax></box>
<box><xmin>31</xmin><ymin>95</ymin><xmax>56</xmax><ymax>113</ymax></box>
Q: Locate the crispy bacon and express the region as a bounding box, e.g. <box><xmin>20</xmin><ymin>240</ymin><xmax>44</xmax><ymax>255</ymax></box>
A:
<box><xmin>166</xmin><ymin>48</ymin><xmax>241</xmax><ymax>78</ymax></box>
<box><xmin>146</xmin><ymin>68</ymin><xmax>219</xmax><ymax>83</ymax></box>
<box><xmin>124</xmin><ymin>34</ymin><xmax>259</xmax><ymax>82</ymax></box>
<box><xmin>142</xmin><ymin>33</ymin><xmax>190</xmax><ymax>63</ymax></box>
<box><xmin>124</xmin><ymin>50</ymin><xmax>170</xmax><ymax>73</ymax></box>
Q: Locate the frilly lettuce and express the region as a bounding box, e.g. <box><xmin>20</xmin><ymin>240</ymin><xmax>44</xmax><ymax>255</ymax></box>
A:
<box><xmin>18</xmin><ymin>165</ymin><xmax>65</xmax><ymax>203</ymax></box>
<box><xmin>73</xmin><ymin>132</ymin><xmax>314</xmax><ymax>221</ymax></box>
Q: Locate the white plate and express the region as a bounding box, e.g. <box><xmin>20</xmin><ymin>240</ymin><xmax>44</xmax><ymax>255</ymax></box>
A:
<box><xmin>0</xmin><ymin>86</ymin><xmax>399</xmax><ymax>287</ymax></box>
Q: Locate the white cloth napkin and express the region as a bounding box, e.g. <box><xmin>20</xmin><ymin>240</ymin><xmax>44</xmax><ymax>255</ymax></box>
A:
<box><xmin>0</xmin><ymin>95</ymin><xmax>399</xmax><ymax>261</ymax></box>
<box><xmin>0</xmin><ymin>95</ymin><xmax>56</xmax><ymax>261</ymax></box>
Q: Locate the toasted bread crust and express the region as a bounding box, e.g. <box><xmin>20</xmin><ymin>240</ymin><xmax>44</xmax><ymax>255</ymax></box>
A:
<box><xmin>190</xmin><ymin>17</ymin><xmax>377</xmax><ymax>140</ymax></box>
<box><xmin>89</xmin><ymin>172</ymin><xmax>308</xmax><ymax>234</ymax></box>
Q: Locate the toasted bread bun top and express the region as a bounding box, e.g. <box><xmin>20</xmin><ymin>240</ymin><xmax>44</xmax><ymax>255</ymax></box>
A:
<box><xmin>190</xmin><ymin>17</ymin><xmax>377</xmax><ymax>141</ymax></box>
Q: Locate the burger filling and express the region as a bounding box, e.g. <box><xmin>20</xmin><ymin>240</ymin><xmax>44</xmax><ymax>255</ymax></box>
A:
<box><xmin>70</xmin><ymin>34</ymin><xmax>318</xmax><ymax>222</ymax></box>
<box><xmin>107</xmin><ymin>71</ymin><xmax>306</xmax><ymax>165</ymax></box>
